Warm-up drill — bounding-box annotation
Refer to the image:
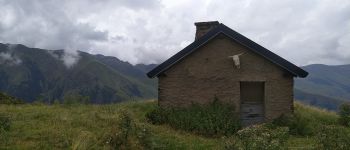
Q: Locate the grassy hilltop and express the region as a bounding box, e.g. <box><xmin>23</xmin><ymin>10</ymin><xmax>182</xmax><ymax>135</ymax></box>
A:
<box><xmin>0</xmin><ymin>100</ymin><xmax>349</xmax><ymax>149</ymax></box>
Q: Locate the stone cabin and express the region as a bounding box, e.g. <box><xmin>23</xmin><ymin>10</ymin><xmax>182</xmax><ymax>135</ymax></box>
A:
<box><xmin>147</xmin><ymin>21</ymin><xmax>308</xmax><ymax>126</ymax></box>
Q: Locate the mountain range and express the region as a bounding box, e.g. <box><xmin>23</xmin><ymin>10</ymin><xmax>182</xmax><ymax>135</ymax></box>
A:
<box><xmin>0</xmin><ymin>43</ymin><xmax>349</xmax><ymax>110</ymax></box>
<box><xmin>295</xmin><ymin>64</ymin><xmax>350</xmax><ymax>110</ymax></box>
<box><xmin>0</xmin><ymin>43</ymin><xmax>157</xmax><ymax>103</ymax></box>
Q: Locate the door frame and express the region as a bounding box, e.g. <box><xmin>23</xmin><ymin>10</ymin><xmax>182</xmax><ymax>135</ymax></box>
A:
<box><xmin>239</xmin><ymin>81</ymin><xmax>266</xmax><ymax>126</ymax></box>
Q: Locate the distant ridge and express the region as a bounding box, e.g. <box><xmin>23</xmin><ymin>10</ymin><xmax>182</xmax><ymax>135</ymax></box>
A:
<box><xmin>295</xmin><ymin>64</ymin><xmax>350</xmax><ymax>110</ymax></box>
<box><xmin>0</xmin><ymin>43</ymin><xmax>157</xmax><ymax>103</ymax></box>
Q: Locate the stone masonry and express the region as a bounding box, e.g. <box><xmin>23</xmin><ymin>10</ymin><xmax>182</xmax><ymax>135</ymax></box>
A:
<box><xmin>158</xmin><ymin>33</ymin><xmax>294</xmax><ymax>121</ymax></box>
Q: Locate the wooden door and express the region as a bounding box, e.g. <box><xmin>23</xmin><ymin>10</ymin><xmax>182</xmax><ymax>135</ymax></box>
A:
<box><xmin>240</xmin><ymin>81</ymin><xmax>265</xmax><ymax>126</ymax></box>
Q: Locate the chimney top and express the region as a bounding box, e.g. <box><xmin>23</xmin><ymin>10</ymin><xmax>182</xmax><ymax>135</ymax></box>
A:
<box><xmin>194</xmin><ymin>21</ymin><xmax>220</xmax><ymax>40</ymax></box>
<box><xmin>194</xmin><ymin>21</ymin><xmax>220</xmax><ymax>26</ymax></box>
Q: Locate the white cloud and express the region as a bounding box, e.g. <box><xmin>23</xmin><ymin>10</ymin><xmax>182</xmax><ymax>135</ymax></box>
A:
<box><xmin>0</xmin><ymin>0</ymin><xmax>349</xmax><ymax>66</ymax></box>
<box><xmin>0</xmin><ymin>44</ymin><xmax>22</xmax><ymax>65</ymax></box>
<box><xmin>0</xmin><ymin>52</ymin><xmax>22</xmax><ymax>65</ymax></box>
<box><xmin>61</xmin><ymin>50</ymin><xmax>80</xmax><ymax>68</ymax></box>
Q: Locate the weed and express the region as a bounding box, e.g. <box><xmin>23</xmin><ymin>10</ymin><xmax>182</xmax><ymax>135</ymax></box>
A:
<box><xmin>0</xmin><ymin>114</ymin><xmax>10</xmax><ymax>131</ymax></box>
<box><xmin>0</xmin><ymin>92</ymin><xmax>24</xmax><ymax>104</ymax></box>
<box><xmin>316</xmin><ymin>125</ymin><xmax>350</xmax><ymax>149</ymax></box>
<box><xmin>224</xmin><ymin>125</ymin><xmax>289</xmax><ymax>150</ymax></box>
<box><xmin>146</xmin><ymin>99</ymin><xmax>240</xmax><ymax>137</ymax></box>
<box><xmin>0</xmin><ymin>113</ymin><xmax>11</xmax><ymax>145</ymax></box>
<box><xmin>272</xmin><ymin>112</ymin><xmax>312</xmax><ymax>136</ymax></box>
<box><xmin>106</xmin><ymin>110</ymin><xmax>155</xmax><ymax>149</ymax></box>
<box><xmin>106</xmin><ymin>110</ymin><xmax>134</xmax><ymax>149</ymax></box>
<box><xmin>338</xmin><ymin>103</ymin><xmax>350</xmax><ymax>127</ymax></box>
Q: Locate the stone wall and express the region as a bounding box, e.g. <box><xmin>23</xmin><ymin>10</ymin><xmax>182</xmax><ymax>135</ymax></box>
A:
<box><xmin>158</xmin><ymin>33</ymin><xmax>294</xmax><ymax>121</ymax></box>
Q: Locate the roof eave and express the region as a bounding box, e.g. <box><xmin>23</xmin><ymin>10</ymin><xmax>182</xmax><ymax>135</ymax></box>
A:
<box><xmin>147</xmin><ymin>23</ymin><xmax>309</xmax><ymax>78</ymax></box>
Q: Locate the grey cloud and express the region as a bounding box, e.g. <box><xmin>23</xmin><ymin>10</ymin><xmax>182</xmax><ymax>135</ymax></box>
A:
<box><xmin>0</xmin><ymin>0</ymin><xmax>109</xmax><ymax>50</ymax></box>
<box><xmin>114</xmin><ymin>0</ymin><xmax>161</xmax><ymax>9</ymax></box>
<box><xmin>0</xmin><ymin>0</ymin><xmax>109</xmax><ymax>67</ymax></box>
<box><xmin>0</xmin><ymin>0</ymin><xmax>349</xmax><ymax>66</ymax></box>
<box><xmin>205</xmin><ymin>0</ymin><xmax>350</xmax><ymax>65</ymax></box>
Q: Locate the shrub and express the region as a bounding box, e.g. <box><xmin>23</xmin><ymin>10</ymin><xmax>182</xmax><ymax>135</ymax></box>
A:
<box><xmin>0</xmin><ymin>92</ymin><xmax>24</xmax><ymax>104</ymax></box>
<box><xmin>0</xmin><ymin>114</ymin><xmax>11</xmax><ymax>144</ymax></box>
<box><xmin>107</xmin><ymin>111</ymin><xmax>134</xmax><ymax>149</ymax></box>
<box><xmin>224</xmin><ymin>125</ymin><xmax>289</xmax><ymax>150</ymax></box>
<box><xmin>106</xmin><ymin>110</ymin><xmax>154</xmax><ymax>149</ymax></box>
<box><xmin>272</xmin><ymin>112</ymin><xmax>311</xmax><ymax>136</ymax></box>
<box><xmin>225</xmin><ymin>125</ymin><xmax>289</xmax><ymax>150</ymax></box>
<box><xmin>135</xmin><ymin>124</ymin><xmax>153</xmax><ymax>149</ymax></box>
<box><xmin>338</xmin><ymin>103</ymin><xmax>350</xmax><ymax>127</ymax></box>
<box><xmin>146</xmin><ymin>99</ymin><xmax>241</xmax><ymax>137</ymax></box>
<box><xmin>145</xmin><ymin>106</ymin><xmax>169</xmax><ymax>125</ymax></box>
<box><xmin>316</xmin><ymin>125</ymin><xmax>350</xmax><ymax>149</ymax></box>
<box><xmin>0</xmin><ymin>114</ymin><xmax>11</xmax><ymax>131</ymax></box>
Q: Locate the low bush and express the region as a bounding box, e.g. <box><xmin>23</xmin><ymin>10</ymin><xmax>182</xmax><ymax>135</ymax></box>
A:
<box><xmin>316</xmin><ymin>125</ymin><xmax>350</xmax><ymax>149</ymax></box>
<box><xmin>0</xmin><ymin>114</ymin><xmax>11</xmax><ymax>131</ymax></box>
<box><xmin>146</xmin><ymin>106</ymin><xmax>169</xmax><ymax>125</ymax></box>
<box><xmin>338</xmin><ymin>103</ymin><xmax>350</xmax><ymax>127</ymax></box>
<box><xmin>106</xmin><ymin>110</ymin><xmax>154</xmax><ymax>149</ymax></box>
<box><xmin>106</xmin><ymin>111</ymin><xmax>134</xmax><ymax>149</ymax></box>
<box><xmin>224</xmin><ymin>125</ymin><xmax>289</xmax><ymax>150</ymax></box>
<box><xmin>135</xmin><ymin>124</ymin><xmax>154</xmax><ymax>149</ymax></box>
<box><xmin>272</xmin><ymin>112</ymin><xmax>312</xmax><ymax>136</ymax></box>
<box><xmin>0</xmin><ymin>114</ymin><xmax>11</xmax><ymax>144</ymax></box>
<box><xmin>0</xmin><ymin>92</ymin><xmax>24</xmax><ymax>104</ymax></box>
<box><xmin>146</xmin><ymin>99</ymin><xmax>241</xmax><ymax>137</ymax></box>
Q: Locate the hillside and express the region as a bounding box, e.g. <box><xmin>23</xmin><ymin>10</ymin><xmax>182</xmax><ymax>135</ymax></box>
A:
<box><xmin>0</xmin><ymin>43</ymin><xmax>157</xmax><ymax>103</ymax></box>
<box><xmin>295</xmin><ymin>64</ymin><xmax>350</xmax><ymax>110</ymax></box>
<box><xmin>294</xmin><ymin>89</ymin><xmax>345</xmax><ymax>110</ymax></box>
<box><xmin>1</xmin><ymin>43</ymin><xmax>349</xmax><ymax>110</ymax></box>
<box><xmin>0</xmin><ymin>101</ymin><xmax>347</xmax><ymax>149</ymax></box>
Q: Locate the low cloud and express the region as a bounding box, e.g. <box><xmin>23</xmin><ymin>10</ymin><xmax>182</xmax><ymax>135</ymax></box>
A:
<box><xmin>48</xmin><ymin>49</ymin><xmax>81</xmax><ymax>68</ymax></box>
<box><xmin>0</xmin><ymin>52</ymin><xmax>22</xmax><ymax>65</ymax></box>
<box><xmin>61</xmin><ymin>50</ymin><xmax>80</xmax><ymax>68</ymax></box>
<box><xmin>0</xmin><ymin>44</ymin><xmax>22</xmax><ymax>66</ymax></box>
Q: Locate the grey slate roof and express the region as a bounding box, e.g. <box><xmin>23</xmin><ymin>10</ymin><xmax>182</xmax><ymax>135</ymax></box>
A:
<box><xmin>147</xmin><ymin>23</ymin><xmax>308</xmax><ymax>78</ymax></box>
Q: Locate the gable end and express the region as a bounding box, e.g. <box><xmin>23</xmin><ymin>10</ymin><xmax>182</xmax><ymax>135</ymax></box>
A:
<box><xmin>147</xmin><ymin>23</ymin><xmax>308</xmax><ymax>78</ymax></box>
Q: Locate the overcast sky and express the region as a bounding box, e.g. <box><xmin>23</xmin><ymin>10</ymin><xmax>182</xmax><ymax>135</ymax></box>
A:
<box><xmin>0</xmin><ymin>0</ymin><xmax>349</xmax><ymax>66</ymax></box>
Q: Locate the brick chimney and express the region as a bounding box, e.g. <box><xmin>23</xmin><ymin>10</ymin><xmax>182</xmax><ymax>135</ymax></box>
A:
<box><xmin>194</xmin><ymin>21</ymin><xmax>220</xmax><ymax>40</ymax></box>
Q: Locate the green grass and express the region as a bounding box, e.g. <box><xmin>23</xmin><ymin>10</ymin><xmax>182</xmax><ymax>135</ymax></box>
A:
<box><xmin>0</xmin><ymin>100</ymin><xmax>347</xmax><ymax>149</ymax></box>
<box><xmin>294</xmin><ymin>102</ymin><xmax>338</xmax><ymax>125</ymax></box>
<box><xmin>0</xmin><ymin>101</ymin><xmax>222</xmax><ymax>149</ymax></box>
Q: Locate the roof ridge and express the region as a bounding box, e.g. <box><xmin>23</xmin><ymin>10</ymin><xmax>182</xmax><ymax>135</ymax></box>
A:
<box><xmin>147</xmin><ymin>24</ymin><xmax>308</xmax><ymax>78</ymax></box>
